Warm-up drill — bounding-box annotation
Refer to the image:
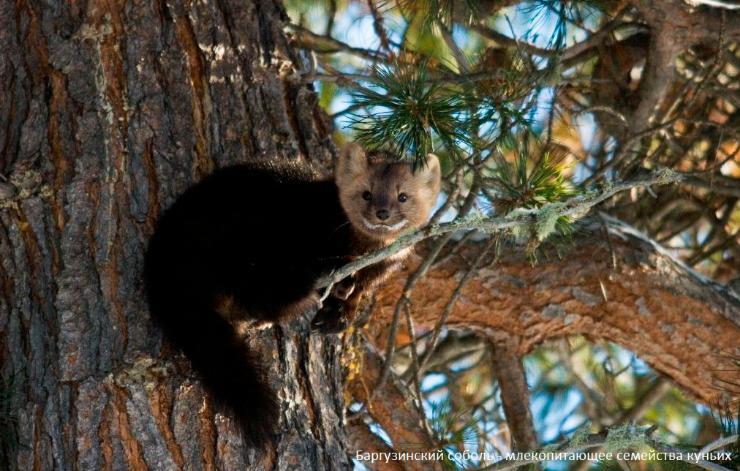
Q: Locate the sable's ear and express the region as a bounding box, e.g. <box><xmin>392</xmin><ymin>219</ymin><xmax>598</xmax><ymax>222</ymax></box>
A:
<box><xmin>336</xmin><ymin>142</ymin><xmax>367</xmax><ymax>183</ymax></box>
<box><xmin>416</xmin><ymin>153</ymin><xmax>441</xmax><ymax>194</ymax></box>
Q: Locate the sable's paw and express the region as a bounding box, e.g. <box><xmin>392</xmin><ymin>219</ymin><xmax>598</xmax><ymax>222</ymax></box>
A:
<box><xmin>310</xmin><ymin>298</ymin><xmax>349</xmax><ymax>334</ymax></box>
<box><xmin>331</xmin><ymin>277</ymin><xmax>356</xmax><ymax>300</ymax></box>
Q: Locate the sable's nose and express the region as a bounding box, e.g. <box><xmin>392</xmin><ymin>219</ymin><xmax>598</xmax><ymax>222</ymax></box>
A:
<box><xmin>376</xmin><ymin>209</ymin><xmax>390</xmax><ymax>220</ymax></box>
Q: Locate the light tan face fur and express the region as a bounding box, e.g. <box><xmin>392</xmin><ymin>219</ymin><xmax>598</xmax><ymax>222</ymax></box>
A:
<box><xmin>336</xmin><ymin>143</ymin><xmax>441</xmax><ymax>241</ymax></box>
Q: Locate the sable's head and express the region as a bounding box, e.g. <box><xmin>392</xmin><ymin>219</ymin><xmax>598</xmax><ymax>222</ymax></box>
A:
<box><xmin>336</xmin><ymin>143</ymin><xmax>441</xmax><ymax>241</ymax></box>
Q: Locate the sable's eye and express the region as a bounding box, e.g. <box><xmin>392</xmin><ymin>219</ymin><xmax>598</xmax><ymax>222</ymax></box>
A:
<box><xmin>362</xmin><ymin>191</ymin><xmax>372</xmax><ymax>201</ymax></box>
<box><xmin>398</xmin><ymin>193</ymin><xmax>408</xmax><ymax>203</ymax></box>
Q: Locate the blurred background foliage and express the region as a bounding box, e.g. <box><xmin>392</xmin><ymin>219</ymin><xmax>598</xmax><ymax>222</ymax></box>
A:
<box><xmin>407</xmin><ymin>333</ymin><xmax>730</xmax><ymax>469</ymax></box>
<box><xmin>284</xmin><ymin>0</ymin><xmax>739</xmax><ymax>469</ymax></box>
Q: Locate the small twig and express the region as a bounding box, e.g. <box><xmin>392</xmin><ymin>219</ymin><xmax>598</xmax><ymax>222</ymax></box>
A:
<box><xmin>437</xmin><ymin>21</ymin><xmax>471</xmax><ymax>73</ymax></box>
<box><xmin>699</xmin><ymin>434</ymin><xmax>739</xmax><ymax>456</ymax></box>
<box><xmin>286</xmin><ymin>23</ymin><xmax>388</xmax><ymax>62</ymax></box>
<box><xmin>417</xmin><ymin>236</ymin><xmax>497</xmax><ymax>374</ymax></box>
<box><xmin>429</xmin><ymin>167</ymin><xmax>465</xmax><ymax>225</ymax></box>
<box><xmin>432</xmin><ymin>230</ymin><xmax>476</xmax><ymax>268</ymax></box>
<box><xmin>325</xmin><ymin>0</ymin><xmax>337</xmax><ymax>36</ymax></box>
<box><xmin>472</xmin><ymin>21</ymin><xmax>555</xmax><ymax>57</ymax></box>
<box><xmin>372</xmin><ymin>295</ymin><xmax>406</xmax><ymax>400</ymax></box>
<box><xmin>581</xmin><ymin>106</ymin><xmax>629</xmax><ymax>129</ymax></box>
<box><xmin>597</xmin><ymin>212</ymin><xmax>618</xmax><ymax>270</ymax></box>
<box><xmin>557</xmin><ymin>340</ymin><xmax>606</xmax><ymax>428</ymax></box>
<box><xmin>367</xmin><ymin>0</ymin><xmax>391</xmax><ymax>53</ymax></box>
<box><xmin>301</xmin><ymin>72</ymin><xmax>376</xmax><ymax>86</ymax></box>
<box><xmin>402</xmin><ymin>301</ymin><xmax>436</xmax><ymax>440</ymax></box>
<box><xmin>303</xmin><ymin>66</ymin><xmax>527</xmax><ymax>87</ymax></box>
<box><xmin>582</xmin><ymin>116</ymin><xmax>697</xmax><ymax>186</ymax></box>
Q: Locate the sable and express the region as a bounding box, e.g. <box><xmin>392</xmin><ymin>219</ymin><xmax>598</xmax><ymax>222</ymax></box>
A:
<box><xmin>144</xmin><ymin>143</ymin><xmax>441</xmax><ymax>446</ymax></box>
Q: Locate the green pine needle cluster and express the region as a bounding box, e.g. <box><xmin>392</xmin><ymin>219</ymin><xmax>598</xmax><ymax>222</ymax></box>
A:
<box><xmin>398</xmin><ymin>0</ymin><xmax>479</xmax><ymax>30</ymax></box>
<box><xmin>427</xmin><ymin>399</ymin><xmax>479</xmax><ymax>469</ymax></box>
<box><xmin>348</xmin><ymin>60</ymin><xmax>535</xmax><ymax>167</ymax></box>
<box><xmin>484</xmin><ymin>138</ymin><xmax>576</xmax><ymax>242</ymax></box>
<box><xmin>523</xmin><ymin>0</ymin><xmax>603</xmax><ymax>50</ymax></box>
<box><xmin>349</xmin><ymin>63</ymin><xmax>471</xmax><ymax>166</ymax></box>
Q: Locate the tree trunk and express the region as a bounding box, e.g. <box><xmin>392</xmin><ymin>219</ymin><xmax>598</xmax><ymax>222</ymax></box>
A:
<box><xmin>0</xmin><ymin>0</ymin><xmax>347</xmax><ymax>469</ymax></box>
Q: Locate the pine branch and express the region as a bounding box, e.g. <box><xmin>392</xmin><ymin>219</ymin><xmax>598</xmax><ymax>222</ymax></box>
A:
<box><xmin>315</xmin><ymin>170</ymin><xmax>684</xmax><ymax>291</ymax></box>
<box><xmin>286</xmin><ymin>23</ymin><xmax>389</xmax><ymax>62</ymax></box>
<box><xmin>472</xmin><ymin>16</ymin><xmax>630</xmax><ymax>67</ymax></box>
<box><xmin>490</xmin><ymin>332</ymin><xmax>538</xmax><ymax>452</ymax></box>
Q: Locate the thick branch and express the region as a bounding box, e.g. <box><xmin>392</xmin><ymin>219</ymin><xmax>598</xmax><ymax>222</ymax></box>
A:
<box><xmin>369</xmin><ymin>216</ymin><xmax>740</xmax><ymax>406</ymax></box>
<box><xmin>635</xmin><ymin>1</ymin><xmax>740</xmax><ymax>43</ymax></box>
<box><xmin>628</xmin><ymin>24</ymin><xmax>684</xmax><ymax>138</ymax></box>
<box><xmin>489</xmin><ymin>333</ymin><xmax>538</xmax><ymax>452</ymax></box>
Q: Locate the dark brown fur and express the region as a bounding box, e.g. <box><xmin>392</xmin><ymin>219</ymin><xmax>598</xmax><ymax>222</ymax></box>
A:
<box><xmin>144</xmin><ymin>142</ymin><xmax>441</xmax><ymax>445</ymax></box>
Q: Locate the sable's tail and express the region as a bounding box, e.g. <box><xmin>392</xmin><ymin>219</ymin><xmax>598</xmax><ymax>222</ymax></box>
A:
<box><xmin>149</xmin><ymin>295</ymin><xmax>278</xmax><ymax>447</ymax></box>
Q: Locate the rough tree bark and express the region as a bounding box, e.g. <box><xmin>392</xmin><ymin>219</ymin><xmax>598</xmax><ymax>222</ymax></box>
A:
<box><xmin>0</xmin><ymin>0</ymin><xmax>349</xmax><ymax>469</ymax></box>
